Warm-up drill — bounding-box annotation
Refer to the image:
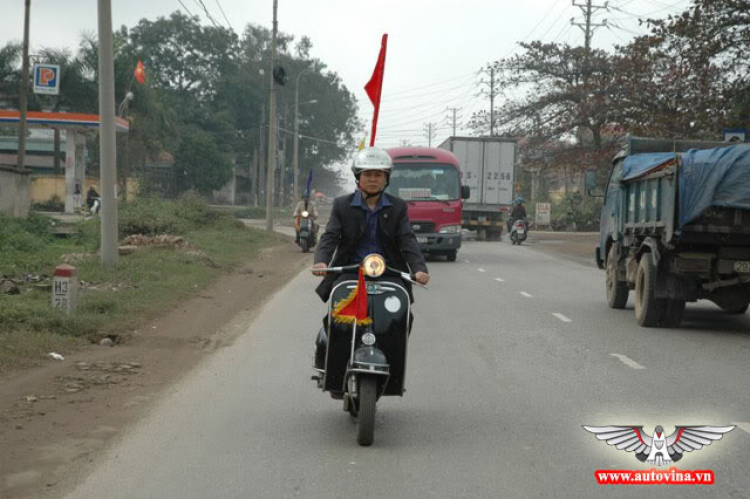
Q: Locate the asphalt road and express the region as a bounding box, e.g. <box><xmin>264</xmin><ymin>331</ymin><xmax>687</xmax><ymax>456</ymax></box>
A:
<box><xmin>66</xmin><ymin>239</ymin><xmax>750</xmax><ymax>499</ymax></box>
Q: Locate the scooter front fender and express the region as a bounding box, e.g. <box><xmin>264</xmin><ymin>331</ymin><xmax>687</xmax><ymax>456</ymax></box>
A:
<box><xmin>350</xmin><ymin>346</ymin><xmax>389</xmax><ymax>376</ymax></box>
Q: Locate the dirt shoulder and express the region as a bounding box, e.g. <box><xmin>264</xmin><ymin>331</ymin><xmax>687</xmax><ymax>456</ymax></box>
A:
<box><xmin>0</xmin><ymin>240</ymin><xmax>310</xmax><ymax>499</ymax></box>
<box><xmin>525</xmin><ymin>231</ymin><xmax>600</xmax><ymax>267</ymax></box>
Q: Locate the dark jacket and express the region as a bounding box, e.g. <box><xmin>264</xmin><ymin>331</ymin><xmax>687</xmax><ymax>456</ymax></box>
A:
<box><xmin>313</xmin><ymin>192</ymin><xmax>428</xmax><ymax>303</ymax></box>
<box><xmin>511</xmin><ymin>204</ymin><xmax>527</xmax><ymax>221</ymax></box>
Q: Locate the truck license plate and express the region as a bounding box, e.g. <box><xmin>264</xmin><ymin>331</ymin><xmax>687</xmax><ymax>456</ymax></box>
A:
<box><xmin>417</xmin><ymin>237</ymin><xmax>428</xmax><ymax>244</ymax></box>
<box><xmin>734</xmin><ymin>261</ymin><xmax>750</xmax><ymax>273</ymax></box>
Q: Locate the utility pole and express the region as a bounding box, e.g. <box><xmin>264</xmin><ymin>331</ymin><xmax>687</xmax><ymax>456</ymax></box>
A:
<box><xmin>17</xmin><ymin>0</ymin><xmax>31</xmax><ymax>171</ymax></box>
<box><xmin>479</xmin><ymin>65</ymin><xmax>500</xmax><ymax>137</ymax></box>
<box><xmin>97</xmin><ymin>0</ymin><xmax>119</xmax><ymax>266</ymax></box>
<box><xmin>423</xmin><ymin>122</ymin><xmax>436</xmax><ymax>147</ymax></box>
<box><xmin>572</xmin><ymin>0</ymin><xmax>607</xmax><ymax>210</ymax></box>
<box><xmin>445</xmin><ymin>107</ymin><xmax>461</xmax><ymax>137</ymax></box>
<box><xmin>571</xmin><ymin>0</ymin><xmax>608</xmax><ymax>59</ymax></box>
<box><xmin>293</xmin><ymin>63</ymin><xmax>315</xmax><ymax>202</ymax></box>
<box><xmin>265</xmin><ymin>0</ymin><xmax>278</xmax><ymax>232</ymax></box>
<box><xmin>258</xmin><ymin>103</ymin><xmax>265</xmax><ymax>207</ymax></box>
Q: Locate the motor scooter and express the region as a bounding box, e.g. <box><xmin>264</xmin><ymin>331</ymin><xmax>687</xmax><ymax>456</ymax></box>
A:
<box><xmin>89</xmin><ymin>196</ymin><xmax>102</xmax><ymax>216</ymax></box>
<box><xmin>510</xmin><ymin>219</ymin><xmax>528</xmax><ymax>245</ymax></box>
<box><xmin>296</xmin><ymin>211</ymin><xmax>317</xmax><ymax>253</ymax></box>
<box><xmin>311</xmin><ymin>254</ymin><xmax>427</xmax><ymax>446</ymax></box>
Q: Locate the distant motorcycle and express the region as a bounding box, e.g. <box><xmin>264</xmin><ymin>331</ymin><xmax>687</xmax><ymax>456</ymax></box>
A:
<box><xmin>311</xmin><ymin>254</ymin><xmax>427</xmax><ymax>446</ymax></box>
<box><xmin>89</xmin><ymin>196</ymin><xmax>101</xmax><ymax>216</ymax></box>
<box><xmin>296</xmin><ymin>211</ymin><xmax>317</xmax><ymax>253</ymax></box>
<box><xmin>510</xmin><ymin>219</ymin><xmax>528</xmax><ymax>245</ymax></box>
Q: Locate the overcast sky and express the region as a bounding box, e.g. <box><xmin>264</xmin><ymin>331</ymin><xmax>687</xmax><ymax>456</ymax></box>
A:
<box><xmin>5</xmin><ymin>0</ymin><xmax>692</xmax><ymax>153</ymax></box>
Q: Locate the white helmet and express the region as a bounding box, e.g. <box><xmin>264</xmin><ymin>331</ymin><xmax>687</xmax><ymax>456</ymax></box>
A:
<box><xmin>351</xmin><ymin>147</ymin><xmax>393</xmax><ymax>178</ymax></box>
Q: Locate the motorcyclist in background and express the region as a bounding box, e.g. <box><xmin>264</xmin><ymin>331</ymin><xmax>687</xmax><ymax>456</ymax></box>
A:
<box><xmin>508</xmin><ymin>197</ymin><xmax>527</xmax><ymax>232</ymax></box>
<box><xmin>293</xmin><ymin>195</ymin><xmax>319</xmax><ymax>244</ymax></box>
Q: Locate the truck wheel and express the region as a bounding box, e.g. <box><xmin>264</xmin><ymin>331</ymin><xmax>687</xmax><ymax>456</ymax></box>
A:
<box><xmin>662</xmin><ymin>300</ymin><xmax>685</xmax><ymax>327</ymax></box>
<box><xmin>446</xmin><ymin>251</ymin><xmax>457</xmax><ymax>262</ymax></box>
<box><xmin>635</xmin><ymin>253</ymin><xmax>666</xmax><ymax>327</ymax></box>
<box><xmin>606</xmin><ymin>246</ymin><xmax>629</xmax><ymax>309</ymax></box>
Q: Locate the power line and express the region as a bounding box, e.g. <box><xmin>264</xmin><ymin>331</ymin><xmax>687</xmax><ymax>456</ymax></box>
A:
<box><xmin>177</xmin><ymin>0</ymin><xmax>195</xmax><ymax>17</ymax></box>
<box><xmin>214</xmin><ymin>0</ymin><xmax>233</xmax><ymax>29</ymax></box>
<box><xmin>193</xmin><ymin>0</ymin><xmax>222</xmax><ymax>29</ymax></box>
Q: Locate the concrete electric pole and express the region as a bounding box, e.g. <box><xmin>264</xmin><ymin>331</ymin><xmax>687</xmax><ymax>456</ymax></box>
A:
<box><xmin>97</xmin><ymin>0</ymin><xmax>119</xmax><ymax>266</ymax></box>
<box><xmin>445</xmin><ymin>107</ymin><xmax>461</xmax><ymax>137</ymax></box>
<box><xmin>265</xmin><ymin>0</ymin><xmax>278</xmax><ymax>232</ymax></box>
<box><xmin>17</xmin><ymin>0</ymin><xmax>31</xmax><ymax>171</ymax></box>
<box><xmin>479</xmin><ymin>65</ymin><xmax>500</xmax><ymax>136</ymax></box>
<box><xmin>571</xmin><ymin>0</ymin><xmax>608</xmax><ymax>58</ymax></box>
<box><xmin>293</xmin><ymin>63</ymin><xmax>317</xmax><ymax>203</ymax></box>
<box><xmin>423</xmin><ymin>122</ymin><xmax>436</xmax><ymax>147</ymax></box>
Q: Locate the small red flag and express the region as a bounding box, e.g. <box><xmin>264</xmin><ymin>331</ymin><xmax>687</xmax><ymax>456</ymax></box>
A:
<box><xmin>364</xmin><ymin>34</ymin><xmax>388</xmax><ymax>147</ymax></box>
<box><xmin>134</xmin><ymin>60</ymin><xmax>146</xmax><ymax>85</ymax></box>
<box><xmin>331</xmin><ymin>266</ymin><xmax>372</xmax><ymax>326</ymax></box>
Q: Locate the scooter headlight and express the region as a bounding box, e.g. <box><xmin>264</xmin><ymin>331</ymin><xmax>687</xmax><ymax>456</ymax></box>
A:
<box><xmin>362</xmin><ymin>253</ymin><xmax>386</xmax><ymax>278</ymax></box>
<box><xmin>301</xmin><ymin>211</ymin><xmax>309</xmax><ymax>218</ymax></box>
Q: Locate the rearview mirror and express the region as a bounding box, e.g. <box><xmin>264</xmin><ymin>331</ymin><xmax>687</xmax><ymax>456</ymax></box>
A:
<box><xmin>461</xmin><ymin>185</ymin><xmax>470</xmax><ymax>200</ymax></box>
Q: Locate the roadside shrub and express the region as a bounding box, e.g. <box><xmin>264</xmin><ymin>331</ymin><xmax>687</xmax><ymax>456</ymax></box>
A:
<box><xmin>233</xmin><ymin>207</ymin><xmax>267</xmax><ymax>219</ymax></box>
<box><xmin>0</xmin><ymin>213</ymin><xmax>53</xmax><ymax>253</ymax></box>
<box><xmin>550</xmin><ymin>193</ymin><xmax>602</xmax><ymax>231</ymax></box>
<box><xmin>32</xmin><ymin>194</ymin><xmax>64</xmax><ymax>212</ymax></box>
<box><xmin>119</xmin><ymin>194</ymin><xmax>233</xmax><ymax>237</ymax></box>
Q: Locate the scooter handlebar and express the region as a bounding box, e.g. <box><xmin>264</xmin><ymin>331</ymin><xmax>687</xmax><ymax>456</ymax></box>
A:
<box><xmin>309</xmin><ymin>264</ymin><xmax>428</xmax><ymax>289</ymax></box>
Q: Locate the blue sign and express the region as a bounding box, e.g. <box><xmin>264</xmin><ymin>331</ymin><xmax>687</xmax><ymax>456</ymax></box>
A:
<box><xmin>33</xmin><ymin>64</ymin><xmax>60</xmax><ymax>95</ymax></box>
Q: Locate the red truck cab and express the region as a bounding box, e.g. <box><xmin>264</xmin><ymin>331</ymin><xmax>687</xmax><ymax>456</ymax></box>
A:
<box><xmin>386</xmin><ymin>147</ymin><xmax>468</xmax><ymax>261</ymax></box>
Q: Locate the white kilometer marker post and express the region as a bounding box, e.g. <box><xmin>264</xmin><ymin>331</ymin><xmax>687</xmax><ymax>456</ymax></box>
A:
<box><xmin>478</xmin><ymin>268</ymin><xmax>486</xmax><ymax>272</ymax></box>
<box><xmin>610</xmin><ymin>353</ymin><xmax>646</xmax><ymax>370</ymax></box>
<box><xmin>520</xmin><ymin>292</ymin><xmax>533</xmax><ymax>298</ymax></box>
<box><xmin>552</xmin><ymin>313</ymin><xmax>572</xmax><ymax>323</ymax></box>
<box><xmin>732</xmin><ymin>422</ymin><xmax>750</xmax><ymax>436</ymax></box>
<box><xmin>495</xmin><ymin>277</ymin><xmax>505</xmax><ymax>282</ymax></box>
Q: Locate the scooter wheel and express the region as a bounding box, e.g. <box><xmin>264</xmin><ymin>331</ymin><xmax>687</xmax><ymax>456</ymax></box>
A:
<box><xmin>357</xmin><ymin>376</ymin><xmax>377</xmax><ymax>446</ymax></box>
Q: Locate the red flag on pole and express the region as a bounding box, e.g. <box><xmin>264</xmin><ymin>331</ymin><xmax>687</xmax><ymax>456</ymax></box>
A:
<box><xmin>331</xmin><ymin>266</ymin><xmax>372</xmax><ymax>325</ymax></box>
<box><xmin>364</xmin><ymin>34</ymin><xmax>388</xmax><ymax>147</ymax></box>
<box><xmin>134</xmin><ymin>60</ymin><xmax>146</xmax><ymax>85</ymax></box>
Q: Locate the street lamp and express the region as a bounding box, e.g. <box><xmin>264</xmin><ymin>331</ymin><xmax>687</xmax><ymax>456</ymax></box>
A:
<box><xmin>293</xmin><ymin>64</ymin><xmax>316</xmax><ymax>202</ymax></box>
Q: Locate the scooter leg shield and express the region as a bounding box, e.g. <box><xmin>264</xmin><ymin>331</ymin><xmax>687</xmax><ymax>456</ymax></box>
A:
<box><xmin>314</xmin><ymin>326</ymin><xmax>328</xmax><ymax>370</ymax></box>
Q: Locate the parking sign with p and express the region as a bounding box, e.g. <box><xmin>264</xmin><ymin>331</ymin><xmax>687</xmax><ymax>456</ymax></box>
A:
<box><xmin>33</xmin><ymin>64</ymin><xmax>60</xmax><ymax>95</ymax></box>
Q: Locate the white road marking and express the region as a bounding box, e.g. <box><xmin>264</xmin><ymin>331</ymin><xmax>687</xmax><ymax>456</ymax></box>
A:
<box><xmin>478</xmin><ymin>268</ymin><xmax>486</xmax><ymax>273</ymax></box>
<box><xmin>463</xmin><ymin>260</ymin><xmax>471</xmax><ymax>263</ymax></box>
<box><xmin>495</xmin><ymin>277</ymin><xmax>505</xmax><ymax>282</ymax></box>
<box><xmin>610</xmin><ymin>353</ymin><xmax>646</xmax><ymax>370</ymax></box>
<box><xmin>731</xmin><ymin>422</ymin><xmax>750</xmax><ymax>436</ymax></box>
<box><xmin>520</xmin><ymin>292</ymin><xmax>533</xmax><ymax>298</ymax></box>
<box><xmin>552</xmin><ymin>313</ymin><xmax>572</xmax><ymax>323</ymax></box>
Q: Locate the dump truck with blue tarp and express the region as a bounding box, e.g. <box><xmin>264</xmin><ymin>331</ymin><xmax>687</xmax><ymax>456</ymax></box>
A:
<box><xmin>596</xmin><ymin>136</ymin><xmax>750</xmax><ymax>327</ymax></box>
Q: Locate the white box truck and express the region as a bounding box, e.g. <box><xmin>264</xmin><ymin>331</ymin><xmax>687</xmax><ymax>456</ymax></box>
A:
<box><xmin>438</xmin><ymin>136</ymin><xmax>517</xmax><ymax>240</ymax></box>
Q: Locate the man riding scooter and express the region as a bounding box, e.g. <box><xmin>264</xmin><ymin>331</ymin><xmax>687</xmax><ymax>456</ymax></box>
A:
<box><xmin>311</xmin><ymin>147</ymin><xmax>430</xmax><ymax>370</ymax></box>
<box><xmin>293</xmin><ymin>194</ymin><xmax>319</xmax><ymax>245</ymax></box>
<box><xmin>507</xmin><ymin>197</ymin><xmax>527</xmax><ymax>233</ymax></box>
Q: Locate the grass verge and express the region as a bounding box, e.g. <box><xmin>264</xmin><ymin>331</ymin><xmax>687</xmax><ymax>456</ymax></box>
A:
<box><xmin>0</xmin><ymin>196</ymin><xmax>288</xmax><ymax>372</ymax></box>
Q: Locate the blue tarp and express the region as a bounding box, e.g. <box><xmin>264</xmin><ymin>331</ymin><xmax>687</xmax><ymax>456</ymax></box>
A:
<box><xmin>620</xmin><ymin>145</ymin><xmax>750</xmax><ymax>228</ymax></box>
<box><xmin>620</xmin><ymin>152</ymin><xmax>676</xmax><ymax>181</ymax></box>
<box><xmin>678</xmin><ymin>145</ymin><xmax>750</xmax><ymax>227</ymax></box>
